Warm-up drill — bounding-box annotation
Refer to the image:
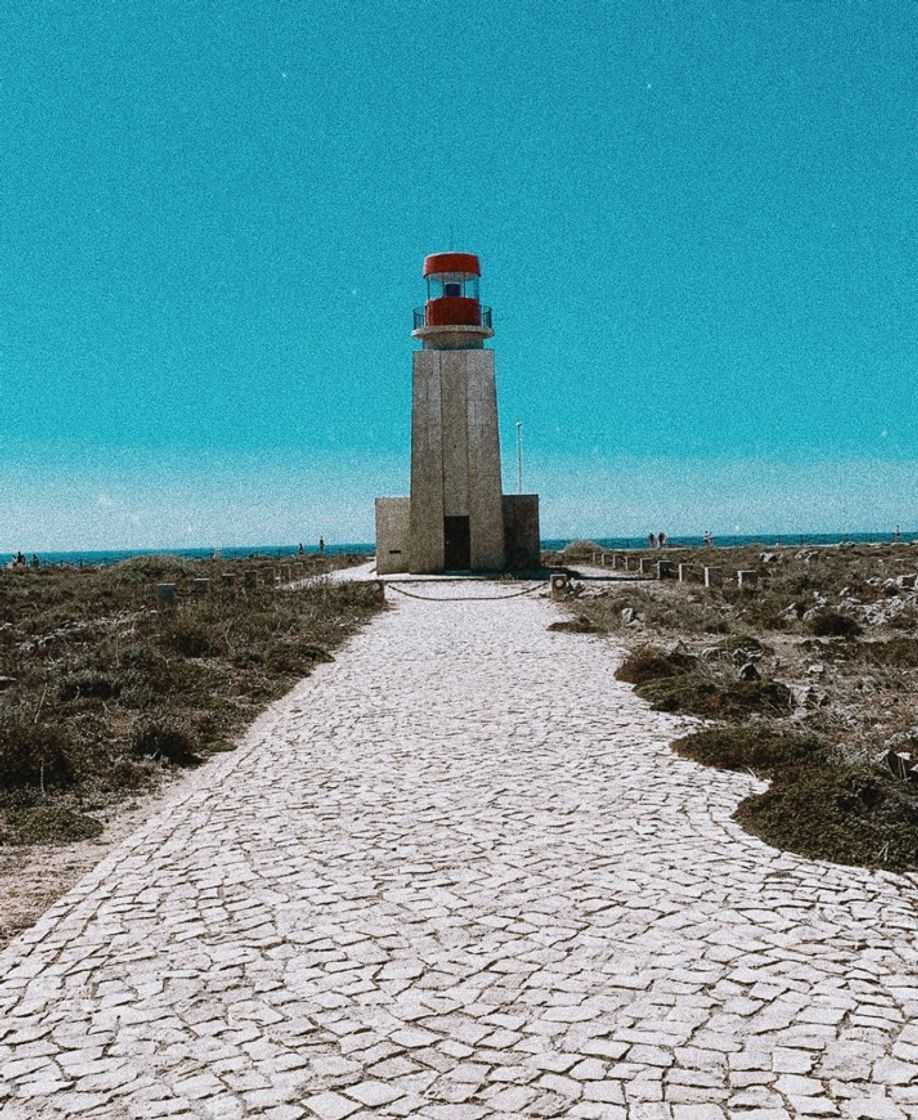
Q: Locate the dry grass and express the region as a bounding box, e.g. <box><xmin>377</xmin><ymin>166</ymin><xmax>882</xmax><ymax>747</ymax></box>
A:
<box><xmin>0</xmin><ymin>554</ymin><xmax>381</xmax><ymax>844</ymax></box>
<box><xmin>560</xmin><ymin>540</ymin><xmax>918</xmax><ymax>870</ymax></box>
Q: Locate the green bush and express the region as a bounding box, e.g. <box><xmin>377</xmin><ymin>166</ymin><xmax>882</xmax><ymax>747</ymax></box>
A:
<box><xmin>735</xmin><ymin>764</ymin><xmax>918</xmax><ymax>871</ymax></box>
<box><xmin>673</xmin><ymin>726</ymin><xmax>825</xmax><ymax>776</ymax></box>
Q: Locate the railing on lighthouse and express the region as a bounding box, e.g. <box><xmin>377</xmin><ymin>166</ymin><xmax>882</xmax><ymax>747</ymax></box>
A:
<box><xmin>413</xmin><ymin>304</ymin><xmax>492</xmax><ymax>330</ymax></box>
<box><xmin>412</xmin><ymin>252</ymin><xmax>493</xmax><ymax>331</ymax></box>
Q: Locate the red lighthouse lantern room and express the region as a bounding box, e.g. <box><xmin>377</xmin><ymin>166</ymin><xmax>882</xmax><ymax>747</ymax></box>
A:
<box><xmin>423</xmin><ymin>252</ymin><xmax>481</xmax><ymax>326</ymax></box>
<box><xmin>413</xmin><ymin>252</ymin><xmax>493</xmax><ymax>348</ymax></box>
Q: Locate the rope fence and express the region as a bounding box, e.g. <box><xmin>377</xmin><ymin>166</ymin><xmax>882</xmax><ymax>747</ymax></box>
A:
<box><xmin>386</xmin><ymin>581</ymin><xmax>549</xmax><ymax>602</ymax></box>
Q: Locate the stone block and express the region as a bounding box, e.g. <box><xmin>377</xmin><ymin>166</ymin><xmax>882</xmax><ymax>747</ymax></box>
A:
<box><xmin>154</xmin><ymin>583</ymin><xmax>177</xmax><ymax>610</ymax></box>
<box><xmin>704</xmin><ymin>566</ymin><xmax>723</xmax><ymax>588</ymax></box>
<box><xmin>502</xmin><ymin>494</ymin><xmax>541</xmax><ymax>572</ymax></box>
<box><xmin>376</xmin><ymin>498</ymin><xmax>411</xmax><ymax>575</ymax></box>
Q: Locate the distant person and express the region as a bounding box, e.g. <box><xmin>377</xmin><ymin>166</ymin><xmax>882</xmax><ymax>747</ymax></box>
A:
<box><xmin>658</xmin><ymin>532</ymin><xmax>666</xmax><ymax>548</ymax></box>
<box><xmin>318</xmin><ymin>537</ymin><xmax>325</xmax><ymax>554</ymax></box>
<box><xmin>648</xmin><ymin>533</ymin><xmax>656</xmax><ymax>549</ymax></box>
<box><xmin>298</xmin><ymin>542</ymin><xmax>305</xmax><ymax>555</ymax></box>
<box><xmin>894</xmin><ymin>524</ymin><xmax>902</xmax><ymax>542</ymax></box>
<box><xmin>30</xmin><ymin>554</ymin><xmax>39</xmax><ymax>568</ymax></box>
<box><xmin>15</xmin><ymin>551</ymin><xmax>25</xmax><ymax>566</ymax></box>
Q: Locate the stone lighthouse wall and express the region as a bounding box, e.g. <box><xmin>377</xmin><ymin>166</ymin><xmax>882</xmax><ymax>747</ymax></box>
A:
<box><xmin>409</xmin><ymin>349</ymin><xmax>505</xmax><ymax>573</ymax></box>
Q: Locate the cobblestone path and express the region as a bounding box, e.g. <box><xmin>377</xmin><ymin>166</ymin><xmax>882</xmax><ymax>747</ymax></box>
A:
<box><xmin>1</xmin><ymin>583</ymin><xmax>917</xmax><ymax>1120</ymax></box>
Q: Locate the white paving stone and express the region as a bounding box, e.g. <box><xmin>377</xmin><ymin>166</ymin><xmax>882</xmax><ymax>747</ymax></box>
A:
<box><xmin>0</xmin><ymin>581</ymin><xmax>916</xmax><ymax>1118</ymax></box>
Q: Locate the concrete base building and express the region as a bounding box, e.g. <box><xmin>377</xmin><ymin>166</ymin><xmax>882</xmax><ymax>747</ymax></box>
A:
<box><xmin>376</xmin><ymin>252</ymin><xmax>540</xmax><ymax>575</ymax></box>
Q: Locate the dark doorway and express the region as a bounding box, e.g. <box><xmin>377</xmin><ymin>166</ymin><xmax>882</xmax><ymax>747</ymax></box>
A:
<box><xmin>443</xmin><ymin>516</ymin><xmax>471</xmax><ymax>570</ymax></box>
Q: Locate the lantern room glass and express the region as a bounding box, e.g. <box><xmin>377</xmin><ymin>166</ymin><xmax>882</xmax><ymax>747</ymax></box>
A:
<box><xmin>427</xmin><ymin>272</ymin><xmax>479</xmax><ymax>301</ymax></box>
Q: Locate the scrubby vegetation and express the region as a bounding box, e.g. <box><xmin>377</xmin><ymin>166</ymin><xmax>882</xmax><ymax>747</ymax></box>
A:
<box><xmin>555</xmin><ymin>540</ymin><xmax>918</xmax><ymax>871</ymax></box>
<box><xmin>614</xmin><ymin>646</ymin><xmax>793</xmax><ymax>719</ymax></box>
<box><xmin>736</xmin><ymin>766</ymin><xmax>918</xmax><ymax>872</ymax></box>
<box><xmin>0</xmin><ymin>553</ymin><xmax>379</xmax><ymax>845</ymax></box>
<box><xmin>672</xmin><ymin>726</ymin><xmax>826</xmax><ymax>775</ymax></box>
<box><xmin>546</xmin><ymin>614</ymin><xmax>606</xmax><ymax>634</ymax></box>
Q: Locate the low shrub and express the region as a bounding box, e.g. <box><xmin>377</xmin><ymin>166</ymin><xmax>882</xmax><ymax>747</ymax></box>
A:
<box><xmin>59</xmin><ymin>671</ymin><xmax>122</xmax><ymax>702</ymax></box>
<box><xmin>548</xmin><ymin>615</ymin><xmax>606</xmax><ymax>634</ymax></box>
<box><xmin>560</xmin><ymin>539</ymin><xmax>603</xmax><ymax>561</ymax></box>
<box><xmin>102</xmin><ymin>554</ymin><xmax>198</xmax><ymax>584</ymax></box>
<box><xmin>131</xmin><ymin>718</ymin><xmax>200</xmax><ymax>766</ymax></box>
<box><xmin>735</xmin><ymin>764</ymin><xmax>918</xmax><ymax>871</ymax></box>
<box><xmin>614</xmin><ymin>646</ymin><xmax>697</xmax><ymax>685</ymax></box>
<box><xmin>265</xmin><ymin>641</ymin><xmax>334</xmax><ymax>675</ymax></box>
<box><xmin>0</xmin><ymin>806</ymin><xmax>104</xmax><ymax>845</ymax></box>
<box><xmin>160</xmin><ymin>620</ymin><xmax>216</xmax><ymax>659</ymax></box>
<box><xmin>809</xmin><ymin>611</ymin><xmax>863</xmax><ymax>639</ymax></box>
<box><xmin>0</xmin><ymin>719</ymin><xmax>72</xmax><ymax>788</ymax></box>
<box><xmin>636</xmin><ymin>675</ymin><xmax>794</xmax><ymax>719</ymax></box>
<box><xmin>673</xmin><ymin>726</ymin><xmax>825</xmax><ymax>776</ymax></box>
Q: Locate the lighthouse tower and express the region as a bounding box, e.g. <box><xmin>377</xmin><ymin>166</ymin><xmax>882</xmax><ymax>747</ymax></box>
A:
<box><xmin>375</xmin><ymin>253</ymin><xmax>540</xmax><ymax>575</ymax></box>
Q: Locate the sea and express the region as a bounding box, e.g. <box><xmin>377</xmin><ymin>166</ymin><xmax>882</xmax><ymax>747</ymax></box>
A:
<box><xmin>2</xmin><ymin>531</ymin><xmax>912</xmax><ymax>569</ymax></box>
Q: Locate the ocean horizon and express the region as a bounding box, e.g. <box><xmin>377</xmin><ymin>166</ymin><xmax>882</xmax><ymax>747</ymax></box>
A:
<box><xmin>2</xmin><ymin>530</ymin><xmax>914</xmax><ymax>569</ymax></box>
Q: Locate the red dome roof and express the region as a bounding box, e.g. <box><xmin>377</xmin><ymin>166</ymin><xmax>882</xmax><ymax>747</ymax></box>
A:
<box><xmin>423</xmin><ymin>252</ymin><xmax>481</xmax><ymax>277</ymax></box>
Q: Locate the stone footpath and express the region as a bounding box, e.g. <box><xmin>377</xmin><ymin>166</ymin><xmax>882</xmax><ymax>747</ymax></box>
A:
<box><xmin>1</xmin><ymin>582</ymin><xmax>916</xmax><ymax>1120</ymax></box>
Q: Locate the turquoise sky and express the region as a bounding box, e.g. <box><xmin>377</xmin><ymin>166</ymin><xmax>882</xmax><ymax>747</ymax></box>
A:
<box><xmin>2</xmin><ymin>1</ymin><xmax>916</xmax><ymax>549</ymax></box>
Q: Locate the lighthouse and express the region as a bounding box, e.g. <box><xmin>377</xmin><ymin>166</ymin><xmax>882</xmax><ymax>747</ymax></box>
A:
<box><xmin>375</xmin><ymin>252</ymin><xmax>540</xmax><ymax>575</ymax></box>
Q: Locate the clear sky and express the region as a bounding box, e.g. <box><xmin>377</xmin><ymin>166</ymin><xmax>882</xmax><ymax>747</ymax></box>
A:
<box><xmin>2</xmin><ymin>0</ymin><xmax>915</xmax><ymax>549</ymax></box>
